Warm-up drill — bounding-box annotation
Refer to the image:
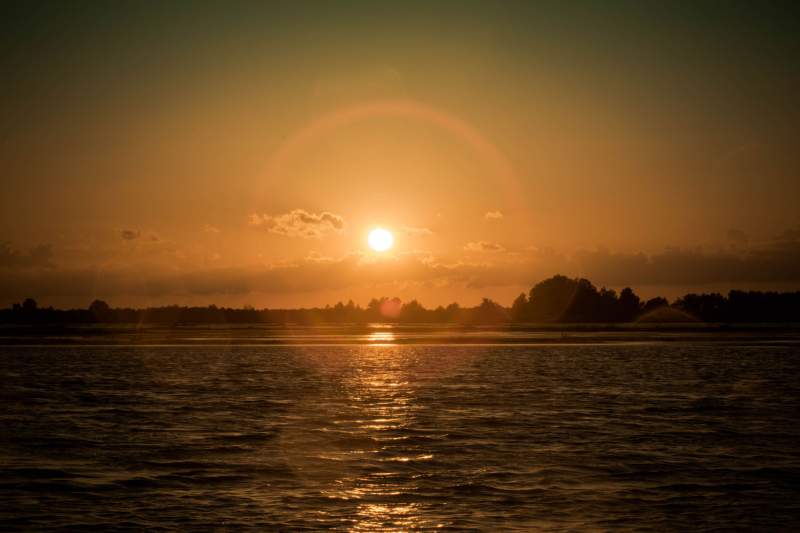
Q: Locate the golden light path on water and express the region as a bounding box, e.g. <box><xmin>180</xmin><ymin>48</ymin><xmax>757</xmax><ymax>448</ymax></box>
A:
<box><xmin>334</xmin><ymin>343</ymin><xmax>428</xmax><ymax>531</ymax></box>
<box><xmin>275</xmin><ymin>333</ymin><xmax>471</xmax><ymax>530</ymax></box>
<box><xmin>366</xmin><ymin>330</ymin><xmax>396</xmax><ymax>345</ymax></box>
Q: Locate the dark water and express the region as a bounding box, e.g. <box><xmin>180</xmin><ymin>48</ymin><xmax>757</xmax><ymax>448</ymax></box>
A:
<box><xmin>2</xmin><ymin>333</ymin><xmax>800</xmax><ymax>530</ymax></box>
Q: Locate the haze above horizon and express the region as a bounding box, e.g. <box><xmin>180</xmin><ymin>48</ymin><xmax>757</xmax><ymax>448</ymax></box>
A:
<box><xmin>2</xmin><ymin>1</ymin><xmax>799</xmax><ymax>308</ymax></box>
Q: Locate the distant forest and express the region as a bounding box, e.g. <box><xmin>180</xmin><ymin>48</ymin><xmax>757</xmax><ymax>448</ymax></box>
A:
<box><xmin>2</xmin><ymin>275</ymin><xmax>799</xmax><ymax>325</ymax></box>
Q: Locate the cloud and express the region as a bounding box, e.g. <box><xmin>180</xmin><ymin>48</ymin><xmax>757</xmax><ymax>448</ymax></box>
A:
<box><xmin>574</xmin><ymin>236</ymin><xmax>800</xmax><ymax>286</ymax></box>
<box><xmin>464</xmin><ymin>241</ymin><xmax>505</xmax><ymax>253</ymax></box>
<box><xmin>775</xmin><ymin>228</ymin><xmax>800</xmax><ymax>242</ymax></box>
<box><xmin>484</xmin><ymin>210</ymin><xmax>504</xmax><ymax>220</ymax></box>
<box><xmin>401</xmin><ymin>226</ymin><xmax>433</xmax><ymax>237</ymax></box>
<box><xmin>0</xmin><ymin>252</ymin><xmax>512</xmax><ymax>305</ymax></box>
<box><xmin>121</xmin><ymin>229</ymin><xmax>140</xmax><ymax>240</ymax></box>
<box><xmin>0</xmin><ymin>242</ymin><xmax>54</xmax><ymax>269</ymax></box>
<box><xmin>202</xmin><ymin>224</ymin><xmax>220</xmax><ymax>234</ymax></box>
<box><xmin>5</xmin><ymin>228</ymin><xmax>800</xmax><ymax>307</ymax></box>
<box><xmin>727</xmin><ymin>228</ymin><xmax>749</xmax><ymax>245</ymax></box>
<box><xmin>249</xmin><ymin>209</ymin><xmax>345</xmax><ymax>239</ymax></box>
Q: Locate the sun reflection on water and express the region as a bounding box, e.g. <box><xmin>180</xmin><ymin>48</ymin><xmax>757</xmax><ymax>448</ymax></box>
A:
<box><xmin>279</xmin><ymin>343</ymin><xmax>469</xmax><ymax>529</ymax></box>
<box><xmin>352</xmin><ymin>502</ymin><xmax>442</xmax><ymax>531</ymax></box>
<box><xmin>333</xmin><ymin>346</ymin><xmax>433</xmax><ymax>530</ymax></box>
<box><xmin>366</xmin><ymin>331</ymin><xmax>396</xmax><ymax>344</ymax></box>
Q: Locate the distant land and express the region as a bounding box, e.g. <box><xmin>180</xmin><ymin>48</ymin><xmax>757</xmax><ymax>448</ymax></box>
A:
<box><xmin>2</xmin><ymin>275</ymin><xmax>799</xmax><ymax>326</ymax></box>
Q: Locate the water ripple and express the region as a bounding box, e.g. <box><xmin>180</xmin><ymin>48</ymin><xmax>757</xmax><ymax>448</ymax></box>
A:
<box><xmin>1</xmin><ymin>342</ymin><xmax>799</xmax><ymax>530</ymax></box>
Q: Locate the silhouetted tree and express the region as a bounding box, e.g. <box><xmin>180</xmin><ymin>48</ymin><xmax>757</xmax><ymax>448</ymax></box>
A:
<box><xmin>618</xmin><ymin>287</ymin><xmax>641</xmax><ymax>321</ymax></box>
<box><xmin>675</xmin><ymin>293</ymin><xmax>727</xmax><ymax>322</ymax></box>
<box><xmin>2</xmin><ymin>276</ymin><xmax>799</xmax><ymax>325</ymax></box>
<box><xmin>511</xmin><ymin>293</ymin><xmax>528</xmax><ymax>322</ymax></box>
<box><xmin>399</xmin><ymin>300</ymin><xmax>427</xmax><ymax>323</ymax></box>
<box><xmin>366</xmin><ymin>298</ymin><xmax>384</xmax><ymax>321</ymax></box>
<box><xmin>470</xmin><ymin>298</ymin><xmax>510</xmax><ymax>324</ymax></box>
<box><xmin>527</xmin><ymin>275</ymin><xmax>582</xmax><ymax>321</ymax></box>
<box><xmin>444</xmin><ymin>302</ymin><xmax>462</xmax><ymax>323</ymax></box>
<box><xmin>89</xmin><ymin>299</ymin><xmax>112</xmax><ymax>322</ymax></box>
<box><xmin>561</xmin><ymin>279</ymin><xmax>603</xmax><ymax>322</ymax></box>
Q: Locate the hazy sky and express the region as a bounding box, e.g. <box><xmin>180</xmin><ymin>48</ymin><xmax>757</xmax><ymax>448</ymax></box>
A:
<box><xmin>2</xmin><ymin>1</ymin><xmax>799</xmax><ymax>308</ymax></box>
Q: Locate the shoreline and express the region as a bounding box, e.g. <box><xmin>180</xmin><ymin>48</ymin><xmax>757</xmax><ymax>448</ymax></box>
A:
<box><xmin>1</xmin><ymin>323</ymin><xmax>798</xmax><ymax>347</ymax></box>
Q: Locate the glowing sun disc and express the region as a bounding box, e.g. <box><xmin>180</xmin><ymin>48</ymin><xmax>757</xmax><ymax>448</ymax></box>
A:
<box><xmin>368</xmin><ymin>228</ymin><xmax>394</xmax><ymax>252</ymax></box>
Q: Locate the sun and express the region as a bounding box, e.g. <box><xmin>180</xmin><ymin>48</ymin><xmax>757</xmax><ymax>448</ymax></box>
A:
<box><xmin>368</xmin><ymin>227</ymin><xmax>394</xmax><ymax>252</ymax></box>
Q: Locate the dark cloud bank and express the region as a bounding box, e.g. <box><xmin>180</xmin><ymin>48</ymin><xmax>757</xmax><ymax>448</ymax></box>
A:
<box><xmin>0</xmin><ymin>242</ymin><xmax>54</xmax><ymax>269</ymax></box>
<box><xmin>1</xmin><ymin>233</ymin><xmax>799</xmax><ymax>306</ymax></box>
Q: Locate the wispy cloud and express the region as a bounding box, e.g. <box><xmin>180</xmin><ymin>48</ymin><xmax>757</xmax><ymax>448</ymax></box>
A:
<box><xmin>484</xmin><ymin>210</ymin><xmax>504</xmax><ymax>220</ymax></box>
<box><xmin>249</xmin><ymin>209</ymin><xmax>345</xmax><ymax>239</ymax></box>
<box><xmin>464</xmin><ymin>241</ymin><xmax>505</xmax><ymax>253</ymax></box>
<box><xmin>401</xmin><ymin>226</ymin><xmax>433</xmax><ymax>237</ymax></box>
<box><xmin>120</xmin><ymin>229</ymin><xmax>140</xmax><ymax>240</ymax></box>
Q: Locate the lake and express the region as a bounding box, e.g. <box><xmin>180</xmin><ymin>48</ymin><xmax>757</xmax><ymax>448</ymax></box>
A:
<box><xmin>1</xmin><ymin>327</ymin><xmax>799</xmax><ymax>530</ymax></box>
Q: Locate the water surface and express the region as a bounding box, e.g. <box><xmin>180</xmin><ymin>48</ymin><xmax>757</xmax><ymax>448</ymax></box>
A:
<box><xmin>1</xmin><ymin>331</ymin><xmax>799</xmax><ymax>530</ymax></box>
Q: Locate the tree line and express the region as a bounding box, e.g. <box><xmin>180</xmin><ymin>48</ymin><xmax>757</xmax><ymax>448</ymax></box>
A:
<box><xmin>2</xmin><ymin>274</ymin><xmax>799</xmax><ymax>325</ymax></box>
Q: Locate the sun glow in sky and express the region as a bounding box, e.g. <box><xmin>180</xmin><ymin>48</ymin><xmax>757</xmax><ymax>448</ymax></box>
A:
<box><xmin>368</xmin><ymin>228</ymin><xmax>394</xmax><ymax>252</ymax></box>
<box><xmin>1</xmin><ymin>2</ymin><xmax>799</xmax><ymax>308</ymax></box>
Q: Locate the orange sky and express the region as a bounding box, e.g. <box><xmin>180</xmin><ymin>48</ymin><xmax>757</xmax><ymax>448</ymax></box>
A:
<box><xmin>1</xmin><ymin>2</ymin><xmax>799</xmax><ymax>308</ymax></box>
